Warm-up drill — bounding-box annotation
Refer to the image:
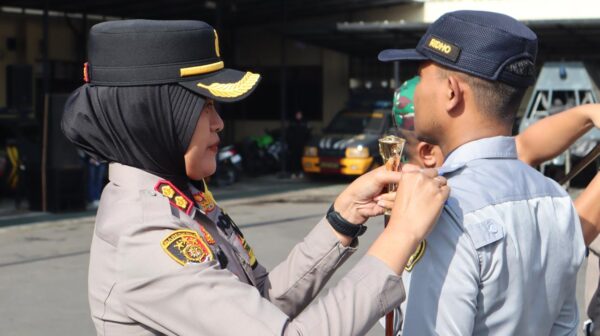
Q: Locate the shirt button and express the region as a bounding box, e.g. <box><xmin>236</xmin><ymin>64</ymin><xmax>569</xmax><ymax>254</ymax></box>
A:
<box><xmin>489</xmin><ymin>224</ymin><xmax>498</xmax><ymax>233</ymax></box>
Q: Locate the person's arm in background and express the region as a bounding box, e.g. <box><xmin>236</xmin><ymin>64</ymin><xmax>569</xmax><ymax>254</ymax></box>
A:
<box><xmin>574</xmin><ymin>172</ymin><xmax>600</xmax><ymax>245</ymax></box>
<box><xmin>515</xmin><ymin>103</ymin><xmax>600</xmax><ymax>244</ymax></box>
<box><xmin>515</xmin><ymin>103</ymin><xmax>599</xmax><ymax>166</ymax></box>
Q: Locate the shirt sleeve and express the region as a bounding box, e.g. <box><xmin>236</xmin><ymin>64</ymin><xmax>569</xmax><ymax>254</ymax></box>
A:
<box><xmin>114</xmin><ymin>222</ymin><xmax>404</xmax><ymax>336</ymax></box>
<box><xmin>401</xmin><ymin>210</ymin><xmax>481</xmax><ymax>335</ymax></box>
<box><xmin>252</xmin><ymin>217</ymin><xmax>357</xmax><ymax>317</ymax></box>
<box><xmin>118</xmin><ymin>254</ymin><xmax>404</xmax><ymax>335</ymax></box>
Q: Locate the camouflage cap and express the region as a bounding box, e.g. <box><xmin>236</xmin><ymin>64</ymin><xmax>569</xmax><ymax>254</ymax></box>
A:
<box><xmin>392</xmin><ymin>76</ymin><xmax>419</xmax><ymax>129</ymax></box>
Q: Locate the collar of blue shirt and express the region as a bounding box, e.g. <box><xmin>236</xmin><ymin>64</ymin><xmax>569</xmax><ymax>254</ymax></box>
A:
<box><xmin>438</xmin><ymin>136</ymin><xmax>517</xmax><ymax>176</ymax></box>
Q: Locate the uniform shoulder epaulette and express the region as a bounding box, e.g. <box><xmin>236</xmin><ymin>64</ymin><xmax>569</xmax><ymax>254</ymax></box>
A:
<box><xmin>155</xmin><ymin>180</ymin><xmax>194</xmax><ymax>215</ymax></box>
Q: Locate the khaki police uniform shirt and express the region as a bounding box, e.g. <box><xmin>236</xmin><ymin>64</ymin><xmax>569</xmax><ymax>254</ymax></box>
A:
<box><xmin>88</xmin><ymin>163</ymin><xmax>405</xmax><ymax>335</ymax></box>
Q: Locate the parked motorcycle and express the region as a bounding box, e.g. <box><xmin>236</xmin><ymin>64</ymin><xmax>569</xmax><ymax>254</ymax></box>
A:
<box><xmin>241</xmin><ymin>129</ymin><xmax>286</xmax><ymax>176</ymax></box>
<box><xmin>210</xmin><ymin>145</ymin><xmax>243</xmax><ymax>187</ymax></box>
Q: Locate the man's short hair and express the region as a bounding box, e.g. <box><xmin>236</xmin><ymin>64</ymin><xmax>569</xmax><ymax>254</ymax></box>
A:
<box><xmin>440</xmin><ymin>59</ymin><xmax>534</xmax><ymax>125</ymax></box>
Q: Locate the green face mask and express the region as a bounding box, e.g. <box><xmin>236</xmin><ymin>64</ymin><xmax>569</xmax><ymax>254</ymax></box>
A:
<box><xmin>392</xmin><ymin>76</ymin><xmax>420</xmax><ymax>129</ymax></box>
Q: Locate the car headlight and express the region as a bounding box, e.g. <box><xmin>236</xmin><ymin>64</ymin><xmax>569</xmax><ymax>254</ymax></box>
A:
<box><xmin>345</xmin><ymin>145</ymin><xmax>369</xmax><ymax>158</ymax></box>
<box><xmin>304</xmin><ymin>146</ymin><xmax>318</xmax><ymax>157</ymax></box>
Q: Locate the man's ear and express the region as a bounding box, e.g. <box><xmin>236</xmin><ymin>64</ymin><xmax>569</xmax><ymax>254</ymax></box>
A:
<box><xmin>417</xmin><ymin>142</ymin><xmax>440</xmax><ymax>168</ymax></box>
<box><xmin>446</xmin><ymin>74</ymin><xmax>464</xmax><ymax>114</ymax></box>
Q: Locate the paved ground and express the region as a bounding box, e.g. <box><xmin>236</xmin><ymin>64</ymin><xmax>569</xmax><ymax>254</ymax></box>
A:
<box><xmin>0</xmin><ymin>176</ymin><xmax>589</xmax><ymax>335</ymax></box>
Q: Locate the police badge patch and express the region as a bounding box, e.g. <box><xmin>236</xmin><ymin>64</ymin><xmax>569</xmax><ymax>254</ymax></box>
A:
<box><xmin>161</xmin><ymin>230</ymin><xmax>214</xmax><ymax>266</ymax></box>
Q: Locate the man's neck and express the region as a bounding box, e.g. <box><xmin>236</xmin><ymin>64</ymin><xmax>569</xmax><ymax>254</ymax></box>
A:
<box><xmin>439</xmin><ymin>115</ymin><xmax>512</xmax><ymax>158</ymax></box>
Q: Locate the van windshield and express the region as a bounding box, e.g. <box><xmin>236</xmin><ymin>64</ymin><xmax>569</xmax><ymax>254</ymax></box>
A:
<box><xmin>325</xmin><ymin>111</ymin><xmax>385</xmax><ymax>134</ymax></box>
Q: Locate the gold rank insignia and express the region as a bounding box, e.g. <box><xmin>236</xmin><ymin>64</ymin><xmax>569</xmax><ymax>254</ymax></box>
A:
<box><xmin>155</xmin><ymin>180</ymin><xmax>193</xmax><ymax>215</ymax></box>
<box><xmin>174</xmin><ymin>195</ymin><xmax>188</xmax><ymax>209</ymax></box>
<box><xmin>405</xmin><ymin>240</ymin><xmax>426</xmax><ymax>272</ymax></box>
<box><xmin>161</xmin><ymin>185</ymin><xmax>175</xmax><ymax>198</ymax></box>
<box><xmin>161</xmin><ymin>230</ymin><xmax>214</xmax><ymax>266</ymax></box>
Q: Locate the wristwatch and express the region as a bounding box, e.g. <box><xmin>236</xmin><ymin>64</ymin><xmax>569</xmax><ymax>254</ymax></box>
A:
<box><xmin>326</xmin><ymin>204</ymin><xmax>367</xmax><ymax>238</ymax></box>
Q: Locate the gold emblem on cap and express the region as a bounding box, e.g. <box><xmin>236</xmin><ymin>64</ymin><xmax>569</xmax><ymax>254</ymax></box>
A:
<box><xmin>196</xmin><ymin>72</ymin><xmax>260</xmax><ymax>98</ymax></box>
<box><xmin>161</xmin><ymin>185</ymin><xmax>175</xmax><ymax>198</ymax></box>
<box><xmin>214</xmin><ymin>29</ymin><xmax>220</xmax><ymax>57</ymax></box>
<box><xmin>180</xmin><ymin>61</ymin><xmax>224</xmax><ymax>77</ymax></box>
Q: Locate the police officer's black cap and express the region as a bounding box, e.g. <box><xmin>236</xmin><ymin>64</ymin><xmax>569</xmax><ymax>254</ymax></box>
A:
<box><xmin>86</xmin><ymin>19</ymin><xmax>260</xmax><ymax>102</ymax></box>
<box><xmin>378</xmin><ymin>10</ymin><xmax>537</xmax><ymax>87</ymax></box>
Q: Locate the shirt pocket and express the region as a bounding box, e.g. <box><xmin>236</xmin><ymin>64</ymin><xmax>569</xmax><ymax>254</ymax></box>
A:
<box><xmin>464</xmin><ymin>219</ymin><xmax>505</xmax><ymax>250</ymax></box>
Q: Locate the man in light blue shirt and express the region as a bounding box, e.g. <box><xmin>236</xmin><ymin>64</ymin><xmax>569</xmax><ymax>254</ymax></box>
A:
<box><xmin>379</xmin><ymin>10</ymin><xmax>585</xmax><ymax>335</ymax></box>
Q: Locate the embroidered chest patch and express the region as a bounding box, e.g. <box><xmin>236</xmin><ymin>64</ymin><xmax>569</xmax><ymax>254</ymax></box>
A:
<box><xmin>405</xmin><ymin>240</ymin><xmax>426</xmax><ymax>272</ymax></box>
<box><xmin>161</xmin><ymin>230</ymin><xmax>214</xmax><ymax>266</ymax></box>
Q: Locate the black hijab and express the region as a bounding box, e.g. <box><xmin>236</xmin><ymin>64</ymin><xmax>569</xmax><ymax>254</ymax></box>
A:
<box><xmin>61</xmin><ymin>84</ymin><xmax>204</xmax><ymax>191</ymax></box>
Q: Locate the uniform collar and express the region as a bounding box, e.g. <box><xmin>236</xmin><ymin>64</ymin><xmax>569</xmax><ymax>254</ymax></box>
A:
<box><xmin>109</xmin><ymin>163</ymin><xmax>162</xmax><ymax>188</ymax></box>
<box><xmin>438</xmin><ymin>136</ymin><xmax>517</xmax><ymax>175</ymax></box>
<box><xmin>109</xmin><ymin>163</ymin><xmax>202</xmax><ymax>218</ymax></box>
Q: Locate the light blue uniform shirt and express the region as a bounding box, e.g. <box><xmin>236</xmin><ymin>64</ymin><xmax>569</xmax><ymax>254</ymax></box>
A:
<box><xmin>399</xmin><ymin>136</ymin><xmax>585</xmax><ymax>335</ymax></box>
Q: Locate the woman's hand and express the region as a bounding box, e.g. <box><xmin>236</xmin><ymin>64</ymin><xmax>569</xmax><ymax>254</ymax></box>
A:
<box><xmin>387</xmin><ymin>165</ymin><xmax>449</xmax><ymax>243</ymax></box>
<box><xmin>333</xmin><ymin>165</ymin><xmax>404</xmax><ymax>225</ymax></box>
<box><xmin>373</xmin><ymin>191</ymin><xmax>396</xmax><ymax>213</ymax></box>
<box><xmin>367</xmin><ymin>165</ymin><xmax>450</xmax><ymax>274</ymax></box>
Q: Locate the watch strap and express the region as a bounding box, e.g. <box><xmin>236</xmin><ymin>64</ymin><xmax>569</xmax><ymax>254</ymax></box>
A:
<box><xmin>326</xmin><ymin>204</ymin><xmax>367</xmax><ymax>238</ymax></box>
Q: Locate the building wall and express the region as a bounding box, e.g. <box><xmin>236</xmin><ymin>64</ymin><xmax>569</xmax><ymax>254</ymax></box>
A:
<box><xmin>226</xmin><ymin>2</ymin><xmax>426</xmax><ymax>143</ymax></box>
<box><xmin>231</xmin><ymin>26</ymin><xmax>350</xmax><ymax>142</ymax></box>
<box><xmin>0</xmin><ymin>12</ymin><xmax>86</xmax><ymax>108</ymax></box>
<box><xmin>322</xmin><ymin>48</ymin><xmax>349</xmax><ymax>126</ymax></box>
<box><xmin>424</xmin><ymin>0</ymin><xmax>600</xmax><ymax>22</ymax></box>
<box><xmin>0</xmin><ymin>2</ymin><xmax>424</xmax><ymax>143</ymax></box>
<box><xmin>0</xmin><ymin>14</ymin><xmax>28</xmax><ymax>107</ymax></box>
<box><xmin>354</xmin><ymin>2</ymin><xmax>424</xmax><ymax>22</ymax></box>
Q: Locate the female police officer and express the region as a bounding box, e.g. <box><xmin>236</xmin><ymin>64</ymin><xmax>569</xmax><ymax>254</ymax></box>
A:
<box><xmin>61</xmin><ymin>20</ymin><xmax>449</xmax><ymax>335</ymax></box>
